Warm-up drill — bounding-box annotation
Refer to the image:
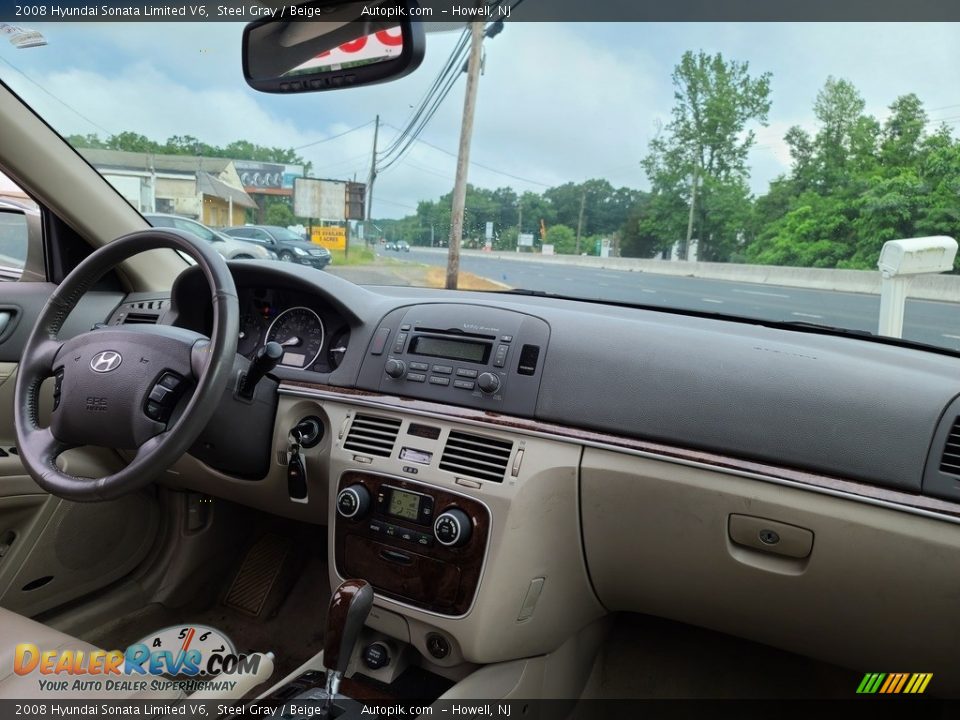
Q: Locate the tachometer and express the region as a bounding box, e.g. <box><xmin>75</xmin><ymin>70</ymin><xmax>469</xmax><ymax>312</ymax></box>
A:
<box><xmin>265</xmin><ymin>306</ymin><xmax>325</xmax><ymax>370</ymax></box>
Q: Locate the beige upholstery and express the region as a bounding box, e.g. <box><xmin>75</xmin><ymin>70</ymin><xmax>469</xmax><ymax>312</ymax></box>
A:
<box><xmin>0</xmin><ymin>606</ymin><xmax>183</xmax><ymax>700</ymax></box>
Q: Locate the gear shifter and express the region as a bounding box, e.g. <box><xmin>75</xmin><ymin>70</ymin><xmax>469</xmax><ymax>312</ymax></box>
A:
<box><xmin>323</xmin><ymin>579</ymin><xmax>374</xmax><ymax>699</ymax></box>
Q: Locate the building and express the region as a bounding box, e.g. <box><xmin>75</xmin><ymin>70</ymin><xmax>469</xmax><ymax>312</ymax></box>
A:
<box><xmin>78</xmin><ymin>148</ymin><xmax>258</xmax><ymax>227</ymax></box>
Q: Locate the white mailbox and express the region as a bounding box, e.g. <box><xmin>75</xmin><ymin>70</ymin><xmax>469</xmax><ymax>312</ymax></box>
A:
<box><xmin>877</xmin><ymin>236</ymin><xmax>958</xmax><ymax>338</ymax></box>
<box><xmin>878</xmin><ymin>236</ymin><xmax>957</xmax><ymax>278</ymax></box>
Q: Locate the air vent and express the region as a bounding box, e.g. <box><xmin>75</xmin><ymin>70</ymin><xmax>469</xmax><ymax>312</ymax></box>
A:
<box><xmin>439</xmin><ymin>430</ymin><xmax>513</xmax><ymax>483</ymax></box>
<box><xmin>939</xmin><ymin>418</ymin><xmax>960</xmax><ymax>475</ymax></box>
<box><xmin>123</xmin><ymin>312</ymin><xmax>159</xmax><ymax>325</ymax></box>
<box><xmin>343</xmin><ymin>414</ymin><xmax>401</xmax><ymax>458</ymax></box>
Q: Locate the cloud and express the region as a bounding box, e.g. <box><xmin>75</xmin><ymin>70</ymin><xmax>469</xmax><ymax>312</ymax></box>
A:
<box><xmin>1</xmin><ymin>21</ymin><xmax>958</xmax><ymax>218</ymax></box>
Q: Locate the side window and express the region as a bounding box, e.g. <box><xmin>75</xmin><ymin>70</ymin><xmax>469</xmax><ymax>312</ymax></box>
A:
<box><xmin>173</xmin><ymin>218</ymin><xmax>214</xmax><ymax>243</ymax></box>
<box><xmin>0</xmin><ymin>170</ymin><xmax>42</xmax><ymax>282</ymax></box>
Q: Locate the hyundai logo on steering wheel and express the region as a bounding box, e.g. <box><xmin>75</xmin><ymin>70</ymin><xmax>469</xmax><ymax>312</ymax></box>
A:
<box><xmin>90</xmin><ymin>351</ymin><xmax>122</xmax><ymax>373</ymax></box>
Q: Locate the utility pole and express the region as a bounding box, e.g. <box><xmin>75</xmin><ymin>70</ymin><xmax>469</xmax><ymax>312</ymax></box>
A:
<box><xmin>365</xmin><ymin>114</ymin><xmax>380</xmax><ymax>259</ymax></box>
<box><xmin>516</xmin><ymin>200</ymin><xmax>522</xmax><ymax>252</ymax></box>
<box><xmin>684</xmin><ymin>156</ymin><xmax>699</xmax><ymax>261</ymax></box>
<box><xmin>574</xmin><ymin>190</ymin><xmax>586</xmax><ymax>255</ymax></box>
<box><xmin>446</xmin><ymin>21</ymin><xmax>485</xmax><ymax>289</ymax></box>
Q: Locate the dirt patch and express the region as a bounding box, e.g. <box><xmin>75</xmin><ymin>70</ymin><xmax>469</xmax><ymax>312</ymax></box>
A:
<box><xmin>423</xmin><ymin>266</ymin><xmax>510</xmax><ymax>291</ymax></box>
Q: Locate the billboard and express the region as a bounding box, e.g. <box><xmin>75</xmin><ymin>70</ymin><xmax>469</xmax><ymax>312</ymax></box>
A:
<box><xmin>312</xmin><ymin>226</ymin><xmax>346</xmax><ymax>251</ymax></box>
<box><xmin>235</xmin><ymin>161</ymin><xmax>303</xmax><ymax>191</ymax></box>
<box><xmin>294</xmin><ymin>178</ymin><xmax>346</xmax><ymax>222</ymax></box>
<box><xmin>291</xmin><ymin>28</ymin><xmax>403</xmax><ymax>73</ymax></box>
<box><xmin>518</xmin><ymin>233</ymin><xmax>535</xmax><ymax>247</ymax></box>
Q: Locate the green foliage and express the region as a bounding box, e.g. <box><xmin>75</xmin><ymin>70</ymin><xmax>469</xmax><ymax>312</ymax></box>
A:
<box><xmin>264</xmin><ymin>199</ymin><xmax>296</xmax><ymax>227</ymax></box>
<box><xmin>544</xmin><ymin>224</ymin><xmax>576</xmax><ymax>254</ymax></box>
<box><xmin>66</xmin><ymin>131</ymin><xmax>307</xmax><ymax>166</ymax></box>
<box><xmin>641</xmin><ymin>50</ymin><xmax>772</xmax><ymax>261</ymax></box>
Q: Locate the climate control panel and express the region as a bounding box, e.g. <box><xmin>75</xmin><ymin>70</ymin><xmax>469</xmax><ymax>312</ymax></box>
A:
<box><xmin>334</xmin><ymin>471</ymin><xmax>489</xmax><ymax>616</ymax></box>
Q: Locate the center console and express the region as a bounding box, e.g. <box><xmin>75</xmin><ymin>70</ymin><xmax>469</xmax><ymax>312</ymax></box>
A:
<box><xmin>334</xmin><ymin>471</ymin><xmax>490</xmax><ymax>616</ymax></box>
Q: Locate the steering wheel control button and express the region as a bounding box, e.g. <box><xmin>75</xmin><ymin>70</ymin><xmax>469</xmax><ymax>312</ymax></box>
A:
<box><xmin>52</xmin><ymin>369</ymin><xmax>65</xmax><ymax>411</ymax></box>
<box><xmin>144</xmin><ymin>372</ymin><xmax>185</xmax><ymax>423</ymax></box>
<box><xmin>434</xmin><ymin>509</ymin><xmax>472</xmax><ymax>548</ymax></box>
<box><xmin>363</xmin><ymin>642</ymin><xmax>390</xmax><ymax>670</ymax></box>
<box><xmin>337</xmin><ymin>485</ymin><xmax>371</xmax><ymax>518</ymax></box>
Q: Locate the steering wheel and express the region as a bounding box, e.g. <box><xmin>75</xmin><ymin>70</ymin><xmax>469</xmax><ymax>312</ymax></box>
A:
<box><xmin>14</xmin><ymin>229</ymin><xmax>238</xmax><ymax>502</ymax></box>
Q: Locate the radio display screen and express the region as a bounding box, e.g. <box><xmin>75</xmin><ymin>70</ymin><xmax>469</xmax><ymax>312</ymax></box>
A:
<box><xmin>410</xmin><ymin>336</ymin><xmax>490</xmax><ymax>363</ymax></box>
<box><xmin>388</xmin><ymin>488</ymin><xmax>422</xmax><ymax>521</ymax></box>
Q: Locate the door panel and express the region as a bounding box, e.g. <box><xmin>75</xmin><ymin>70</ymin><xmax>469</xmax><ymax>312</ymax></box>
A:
<box><xmin>0</xmin><ymin>279</ymin><xmax>158</xmax><ymax>617</ymax></box>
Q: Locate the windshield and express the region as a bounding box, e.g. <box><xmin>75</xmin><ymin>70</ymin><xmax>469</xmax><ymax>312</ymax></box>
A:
<box><xmin>3</xmin><ymin>19</ymin><xmax>960</xmax><ymax>350</ymax></box>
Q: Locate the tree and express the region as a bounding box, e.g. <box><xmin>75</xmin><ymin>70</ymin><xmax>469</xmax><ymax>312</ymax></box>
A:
<box><xmin>641</xmin><ymin>50</ymin><xmax>772</xmax><ymax>260</ymax></box>
<box><xmin>544</xmin><ymin>224</ymin><xmax>576</xmax><ymax>254</ymax></box>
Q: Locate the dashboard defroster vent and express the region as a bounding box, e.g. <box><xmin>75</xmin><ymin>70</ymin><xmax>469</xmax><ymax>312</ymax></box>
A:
<box><xmin>440</xmin><ymin>430</ymin><xmax>513</xmax><ymax>483</ymax></box>
<box><xmin>343</xmin><ymin>414</ymin><xmax>401</xmax><ymax>458</ymax></box>
<box><xmin>938</xmin><ymin>418</ymin><xmax>960</xmax><ymax>476</ymax></box>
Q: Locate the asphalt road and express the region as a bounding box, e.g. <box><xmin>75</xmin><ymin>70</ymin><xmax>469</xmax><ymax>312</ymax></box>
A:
<box><xmin>388</xmin><ymin>248</ymin><xmax>960</xmax><ymax>351</ymax></box>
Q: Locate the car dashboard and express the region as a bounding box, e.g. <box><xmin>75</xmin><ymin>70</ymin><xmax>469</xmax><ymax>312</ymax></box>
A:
<box><xmin>102</xmin><ymin>259</ymin><xmax>960</xmax><ymax>691</ymax></box>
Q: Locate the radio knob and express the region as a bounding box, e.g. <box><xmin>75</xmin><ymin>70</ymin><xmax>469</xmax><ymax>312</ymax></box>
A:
<box><xmin>434</xmin><ymin>508</ymin><xmax>472</xmax><ymax>548</ymax></box>
<box><xmin>476</xmin><ymin>372</ymin><xmax>500</xmax><ymax>394</ymax></box>
<box><xmin>384</xmin><ymin>359</ymin><xmax>406</xmax><ymax>379</ymax></box>
<box><xmin>337</xmin><ymin>485</ymin><xmax>371</xmax><ymax>519</ymax></box>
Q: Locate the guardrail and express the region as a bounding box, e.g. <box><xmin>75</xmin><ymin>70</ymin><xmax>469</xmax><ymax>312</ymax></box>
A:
<box><xmin>407</xmin><ymin>247</ymin><xmax>960</xmax><ymax>303</ymax></box>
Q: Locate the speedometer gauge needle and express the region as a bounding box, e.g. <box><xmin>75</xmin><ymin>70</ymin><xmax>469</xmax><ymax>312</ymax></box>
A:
<box><xmin>280</xmin><ymin>337</ymin><xmax>301</xmax><ymax>347</ymax></box>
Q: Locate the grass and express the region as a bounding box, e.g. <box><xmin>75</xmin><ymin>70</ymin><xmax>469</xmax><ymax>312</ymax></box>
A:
<box><xmin>423</xmin><ymin>266</ymin><xmax>510</xmax><ymax>291</ymax></box>
<box><xmin>328</xmin><ymin>247</ymin><xmax>375</xmax><ymax>266</ymax></box>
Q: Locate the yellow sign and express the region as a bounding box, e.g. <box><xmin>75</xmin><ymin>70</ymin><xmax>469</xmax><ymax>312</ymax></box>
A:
<box><xmin>311</xmin><ymin>226</ymin><xmax>345</xmax><ymax>250</ymax></box>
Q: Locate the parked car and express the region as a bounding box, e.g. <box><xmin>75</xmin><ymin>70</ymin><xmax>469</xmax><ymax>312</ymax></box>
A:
<box><xmin>223</xmin><ymin>224</ymin><xmax>332</xmax><ymax>269</ymax></box>
<box><xmin>144</xmin><ymin>213</ymin><xmax>277</xmax><ymax>261</ymax></box>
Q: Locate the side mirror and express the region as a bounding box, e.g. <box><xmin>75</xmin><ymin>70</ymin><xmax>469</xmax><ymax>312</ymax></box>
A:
<box><xmin>242</xmin><ymin>0</ymin><xmax>425</xmax><ymax>94</ymax></box>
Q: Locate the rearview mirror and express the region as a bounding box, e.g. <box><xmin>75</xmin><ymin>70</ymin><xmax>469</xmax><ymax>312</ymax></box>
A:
<box><xmin>242</xmin><ymin>0</ymin><xmax>426</xmax><ymax>94</ymax></box>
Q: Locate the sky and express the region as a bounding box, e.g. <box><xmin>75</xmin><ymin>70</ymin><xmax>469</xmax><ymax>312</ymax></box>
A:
<box><xmin>0</xmin><ymin>21</ymin><xmax>958</xmax><ymax>218</ymax></box>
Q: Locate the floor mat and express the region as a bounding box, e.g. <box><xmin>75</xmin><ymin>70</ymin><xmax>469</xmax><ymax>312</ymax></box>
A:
<box><xmin>224</xmin><ymin>533</ymin><xmax>291</xmax><ymax>616</ymax></box>
<box><xmin>84</xmin><ymin>540</ymin><xmax>330</xmax><ymax>697</ymax></box>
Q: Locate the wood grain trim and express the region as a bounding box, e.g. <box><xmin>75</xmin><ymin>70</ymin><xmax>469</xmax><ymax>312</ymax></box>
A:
<box><xmin>335</xmin><ymin>471</ymin><xmax>490</xmax><ymax>616</ymax></box>
<box><xmin>283</xmin><ymin>381</ymin><xmax>960</xmax><ymax>521</ymax></box>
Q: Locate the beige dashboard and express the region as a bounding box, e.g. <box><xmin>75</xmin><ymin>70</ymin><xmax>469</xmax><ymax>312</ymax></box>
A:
<box><xmin>161</xmin><ymin>381</ymin><xmax>960</xmax><ymax>694</ymax></box>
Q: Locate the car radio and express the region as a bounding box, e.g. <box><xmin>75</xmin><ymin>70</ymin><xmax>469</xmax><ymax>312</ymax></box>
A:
<box><xmin>357</xmin><ymin>304</ymin><xmax>550</xmax><ymax>417</ymax></box>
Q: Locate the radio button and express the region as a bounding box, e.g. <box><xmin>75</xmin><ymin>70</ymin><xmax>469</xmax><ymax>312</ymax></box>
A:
<box><xmin>409</xmin><ymin>361</ymin><xmax>429</xmax><ymax>371</ymax></box>
<box><xmin>393</xmin><ymin>333</ymin><xmax>408</xmax><ymax>353</ymax></box>
<box><xmin>432</xmin><ymin>365</ymin><xmax>453</xmax><ymax>375</ymax></box>
<box><xmin>493</xmin><ymin>344</ymin><xmax>509</xmax><ymax>368</ymax></box>
<box><xmin>429</xmin><ymin>376</ymin><xmax>450</xmax><ymax>386</ymax></box>
<box><xmin>501</xmin><ymin>335</ymin><xmax>513</xmax><ymax>343</ymax></box>
<box><xmin>455</xmin><ymin>368</ymin><xmax>478</xmax><ymax>378</ymax></box>
<box><xmin>406</xmin><ymin>373</ymin><xmax>426</xmax><ymax>383</ymax></box>
<box><xmin>454</xmin><ymin>379</ymin><xmax>475</xmax><ymax>390</ymax></box>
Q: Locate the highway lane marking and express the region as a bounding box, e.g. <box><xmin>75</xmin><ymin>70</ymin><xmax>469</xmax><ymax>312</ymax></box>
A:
<box><xmin>702</xmin><ymin>298</ymin><xmax>723</xmax><ymax>304</ymax></box>
<box><xmin>731</xmin><ymin>289</ymin><xmax>791</xmax><ymax>298</ymax></box>
<box><xmin>943</xmin><ymin>334</ymin><xmax>960</xmax><ymax>340</ymax></box>
<box><xmin>791</xmin><ymin>312</ymin><xmax>823</xmax><ymax>319</ymax></box>
<box><xmin>640</xmin><ymin>289</ymin><xmax>657</xmax><ymax>294</ymax></box>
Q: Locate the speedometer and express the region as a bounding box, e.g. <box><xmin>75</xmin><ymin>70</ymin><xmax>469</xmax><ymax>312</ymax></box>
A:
<box><xmin>265</xmin><ymin>306</ymin><xmax>325</xmax><ymax>370</ymax></box>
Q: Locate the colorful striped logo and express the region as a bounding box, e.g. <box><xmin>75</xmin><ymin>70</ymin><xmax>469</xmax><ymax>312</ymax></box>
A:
<box><xmin>857</xmin><ymin>672</ymin><xmax>932</xmax><ymax>694</ymax></box>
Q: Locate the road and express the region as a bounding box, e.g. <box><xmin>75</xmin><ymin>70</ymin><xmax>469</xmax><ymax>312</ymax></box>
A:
<box><xmin>387</xmin><ymin>248</ymin><xmax>960</xmax><ymax>351</ymax></box>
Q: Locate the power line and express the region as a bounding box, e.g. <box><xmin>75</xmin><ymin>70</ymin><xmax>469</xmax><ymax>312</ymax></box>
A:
<box><xmin>0</xmin><ymin>56</ymin><xmax>113</xmax><ymax>135</ymax></box>
<box><xmin>292</xmin><ymin>120</ymin><xmax>374</xmax><ymax>150</ymax></box>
